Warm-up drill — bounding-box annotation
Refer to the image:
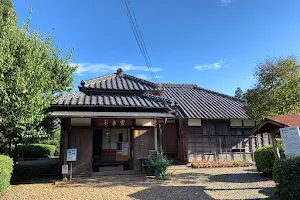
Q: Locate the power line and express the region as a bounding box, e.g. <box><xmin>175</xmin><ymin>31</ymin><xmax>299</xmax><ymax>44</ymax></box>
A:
<box><xmin>121</xmin><ymin>0</ymin><xmax>163</xmax><ymax>90</ymax></box>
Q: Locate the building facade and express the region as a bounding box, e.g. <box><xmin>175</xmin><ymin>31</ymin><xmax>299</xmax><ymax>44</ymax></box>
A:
<box><xmin>52</xmin><ymin>69</ymin><xmax>269</xmax><ymax>176</ymax></box>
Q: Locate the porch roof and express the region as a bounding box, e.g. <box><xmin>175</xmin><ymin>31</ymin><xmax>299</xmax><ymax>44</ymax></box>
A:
<box><xmin>250</xmin><ymin>113</ymin><xmax>300</xmax><ymax>135</ymax></box>
<box><xmin>53</xmin><ymin>92</ymin><xmax>174</xmax><ymax>109</ymax></box>
<box><xmin>50</xmin><ymin>111</ymin><xmax>175</xmax><ymax>118</ymax></box>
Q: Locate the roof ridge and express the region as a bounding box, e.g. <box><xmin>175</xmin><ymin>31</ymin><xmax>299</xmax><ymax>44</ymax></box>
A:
<box><xmin>161</xmin><ymin>83</ymin><xmax>198</xmax><ymax>88</ymax></box>
<box><xmin>194</xmin><ymin>86</ymin><xmax>245</xmax><ymax>102</ymax></box>
<box><xmin>84</xmin><ymin>74</ymin><xmax>115</xmax><ymax>85</ymax></box>
<box><xmin>123</xmin><ymin>74</ymin><xmax>157</xmax><ymax>88</ymax></box>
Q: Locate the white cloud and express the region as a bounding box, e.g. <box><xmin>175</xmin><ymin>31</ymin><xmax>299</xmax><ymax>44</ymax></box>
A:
<box><xmin>194</xmin><ymin>61</ymin><xmax>225</xmax><ymax>71</ymax></box>
<box><xmin>71</xmin><ymin>63</ymin><xmax>163</xmax><ymax>75</ymax></box>
<box><xmin>220</xmin><ymin>0</ymin><xmax>233</xmax><ymax>6</ymax></box>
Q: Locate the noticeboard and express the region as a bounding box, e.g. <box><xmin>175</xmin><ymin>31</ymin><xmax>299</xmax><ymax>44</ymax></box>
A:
<box><xmin>62</xmin><ymin>165</ymin><xmax>69</xmax><ymax>174</ymax></box>
<box><xmin>280</xmin><ymin>126</ymin><xmax>300</xmax><ymax>157</ymax></box>
<box><xmin>67</xmin><ymin>148</ymin><xmax>77</xmax><ymax>162</ymax></box>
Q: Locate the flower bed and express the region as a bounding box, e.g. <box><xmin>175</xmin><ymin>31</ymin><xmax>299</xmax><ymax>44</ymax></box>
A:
<box><xmin>191</xmin><ymin>160</ymin><xmax>251</xmax><ymax>168</ymax></box>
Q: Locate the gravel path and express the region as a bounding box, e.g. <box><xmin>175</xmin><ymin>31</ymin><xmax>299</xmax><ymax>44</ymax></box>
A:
<box><xmin>1</xmin><ymin>166</ymin><xmax>276</xmax><ymax>200</ymax></box>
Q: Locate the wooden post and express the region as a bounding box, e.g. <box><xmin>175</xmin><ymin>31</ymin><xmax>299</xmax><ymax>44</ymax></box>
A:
<box><xmin>269</xmin><ymin>133</ymin><xmax>280</xmax><ymax>159</ymax></box>
<box><xmin>154</xmin><ymin>127</ymin><xmax>158</xmax><ymax>151</ymax></box>
<box><xmin>159</xmin><ymin>124</ymin><xmax>163</xmax><ymax>153</ymax></box>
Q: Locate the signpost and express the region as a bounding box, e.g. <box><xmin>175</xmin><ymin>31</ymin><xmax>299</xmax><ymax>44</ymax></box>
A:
<box><xmin>280</xmin><ymin>126</ymin><xmax>300</xmax><ymax>157</ymax></box>
<box><xmin>66</xmin><ymin>148</ymin><xmax>77</xmax><ymax>180</ymax></box>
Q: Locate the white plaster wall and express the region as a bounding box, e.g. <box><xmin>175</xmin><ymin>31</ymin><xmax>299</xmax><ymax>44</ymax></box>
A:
<box><xmin>71</xmin><ymin>118</ymin><xmax>91</xmax><ymax>126</ymax></box>
<box><xmin>243</xmin><ymin>119</ymin><xmax>255</xmax><ymax>127</ymax></box>
<box><xmin>188</xmin><ymin>119</ymin><xmax>201</xmax><ymax>126</ymax></box>
<box><xmin>230</xmin><ymin>119</ymin><xmax>243</xmax><ymax>127</ymax></box>
<box><xmin>135</xmin><ymin>119</ymin><xmax>156</xmax><ymax>127</ymax></box>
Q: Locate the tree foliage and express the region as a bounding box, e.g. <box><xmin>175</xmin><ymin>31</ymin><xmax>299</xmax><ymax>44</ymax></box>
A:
<box><xmin>234</xmin><ymin>87</ymin><xmax>244</xmax><ymax>99</ymax></box>
<box><xmin>0</xmin><ymin>0</ymin><xmax>15</xmax><ymax>28</ymax></box>
<box><xmin>246</xmin><ymin>56</ymin><xmax>300</xmax><ymax>120</ymax></box>
<box><xmin>0</xmin><ymin>8</ymin><xmax>76</xmax><ymax>152</ymax></box>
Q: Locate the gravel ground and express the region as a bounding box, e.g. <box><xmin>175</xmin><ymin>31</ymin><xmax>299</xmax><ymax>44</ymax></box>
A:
<box><xmin>1</xmin><ymin>166</ymin><xmax>276</xmax><ymax>200</ymax></box>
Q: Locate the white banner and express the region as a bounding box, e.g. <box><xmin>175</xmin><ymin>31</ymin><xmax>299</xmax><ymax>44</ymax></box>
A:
<box><xmin>280</xmin><ymin>126</ymin><xmax>300</xmax><ymax>157</ymax></box>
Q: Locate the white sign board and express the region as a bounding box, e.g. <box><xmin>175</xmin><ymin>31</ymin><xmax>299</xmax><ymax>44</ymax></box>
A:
<box><xmin>280</xmin><ymin>126</ymin><xmax>300</xmax><ymax>157</ymax></box>
<box><xmin>67</xmin><ymin>148</ymin><xmax>77</xmax><ymax>161</ymax></box>
<box><xmin>62</xmin><ymin>165</ymin><xmax>69</xmax><ymax>174</ymax></box>
<box><xmin>122</xmin><ymin>142</ymin><xmax>128</xmax><ymax>155</ymax></box>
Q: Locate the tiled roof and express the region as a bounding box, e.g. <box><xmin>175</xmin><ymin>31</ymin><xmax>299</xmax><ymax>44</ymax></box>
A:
<box><xmin>162</xmin><ymin>84</ymin><xmax>250</xmax><ymax>119</ymax></box>
<box><xmin>54</xmin><ymin>91</ymin><xmax>169</xmax><ymax>108</ymax></box>
<box><xmin>267</xmin><ymin>114</ymin><xmax>300</xmax><ymax>127</ymax></box>
<box><xmin>79</xmin><ymin>70</ymin><xmax>157</xmax><ymax>92</ymax></box>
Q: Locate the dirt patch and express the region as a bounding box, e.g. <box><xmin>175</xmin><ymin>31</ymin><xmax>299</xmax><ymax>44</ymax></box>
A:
<box><xmin>1</xmin><ymin>166</ymin><xmax>277</xmax><ymax>200</ymax></box>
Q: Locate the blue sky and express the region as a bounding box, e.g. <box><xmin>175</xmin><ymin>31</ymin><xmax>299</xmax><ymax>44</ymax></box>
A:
<box><xmin>14</xmin><ymin>0</ymin><xmax>300</xmax><ymax>95</ymax></box>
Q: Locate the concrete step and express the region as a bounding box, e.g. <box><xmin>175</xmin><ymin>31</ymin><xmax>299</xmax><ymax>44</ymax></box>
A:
<box><xmin>99</xmin><ymin>165</ymin><xmax>124</xmax><ymax>172</ymax></box>
<box><xmin>91</xmin><ymin>170</ymin><xmax>135</xmax><ymax>176</ymax></box>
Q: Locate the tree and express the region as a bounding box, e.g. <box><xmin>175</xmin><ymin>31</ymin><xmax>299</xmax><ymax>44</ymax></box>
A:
<box><xmin>0</xmin><ymin>0</ymin><xmax>16</xmax><ymax>28</ymax></box>
<box><xmin>246</xmin><ymin>56</ymin><xmax>300</xmax><ymax>120</ymax></box>
<box><xmin>0</xmin><ymin>9</ymin><xmax>76</xmax><ymax>155</ymax></box>
<box><xmin>234</xmin><ymin>87</ymin><xmax>244</xmax><ymax>99</ymax></box>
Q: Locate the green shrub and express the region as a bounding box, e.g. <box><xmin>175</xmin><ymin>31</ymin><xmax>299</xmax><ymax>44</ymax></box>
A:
<box><xmin>0</xmin><ymin>155</ymin><xmax>14</xmax><ymax>194</ymax></box>
<box><xmin>273</xmin><ymin>157</ymin><xmax>300</xmax><ymax>200</ymax></box>
<box><xmin>40</xmin><ymin>140</ymin><xmax>60</xmax><ymax>156</ymax></box>
<box><xmin>146</xmin><ymin>154</ymin><xmax>172</xmax><ymax>179</ymax></box>
<box><xmin>254</xmin><ymin>144</ymin><xmax>284</xmax><ymax>176</ymax></box>
<box><xmin>18</xmin><ymin>144</ymin><xmax>56</xmax><ymax>158</ymax></box>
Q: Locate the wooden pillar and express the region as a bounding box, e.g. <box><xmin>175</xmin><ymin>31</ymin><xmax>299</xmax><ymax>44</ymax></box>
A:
<box><xmin>154</xmin><ymin>127</ymin><xmax>158</xmax><ymax>151</ymax></box>
<box><xmin>269</xmin><ymin>132</ymin><xmax>280</xmax><ymax>159</ymax></box>
<box><xmin>61</xmin><ymin>118</ymin><xmax>70</xmax><ymax>165</ymax></box>
<box><xmin>158</xmin><ymin>124</ymin><xmax>163</xmax><ymax>152</ymax></box>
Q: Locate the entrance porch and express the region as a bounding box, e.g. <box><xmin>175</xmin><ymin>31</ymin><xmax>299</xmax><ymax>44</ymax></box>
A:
<box><xmin>59</xmin><ymin>117</ymin><xmax>165</xmax><ymax>176</ymax></box>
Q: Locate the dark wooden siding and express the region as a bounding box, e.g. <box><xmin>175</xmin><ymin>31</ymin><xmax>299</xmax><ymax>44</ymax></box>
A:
<box><xmin>67</xmin><ymin>127</ymin><xmax>93</xmax><ymax>175</ymax></box>
<box><xmin>133</xmin><ymin>129</ymin><xmax>154</xmax><ymax>172</ymax></box>
<box><xmin>185</xmin><ymin>120</ymin><xmax>269</xmax><ymax>162</ymax></box>
<box><xmin>177</xmin><ymin>119</ymin><xmax>189</xmax><ymax>162</ymax></box>
<box><xmin>162</xmin><ymin>123</ymin><xmax>177</xmax><ymax>154</ymax></box>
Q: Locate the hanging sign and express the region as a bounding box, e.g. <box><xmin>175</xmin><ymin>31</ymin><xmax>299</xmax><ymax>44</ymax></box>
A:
<box><xmin>97</xmin><ymin>119</ymin><xmax>132</xmax><ymax>127</ymax></box>
<box><xmin>280</xmin><ymin>126</ymin><xmax>300</xmax><ymax>157</ymax></box>
<box><xmin>67</xmin><ymin>148</ymin><xmax>77</xmax><ymax>162</ymax></box>
<box><xmin>62</xmin><ymin>165</ymin><xmax>69</xmax><ymax>174</ymax></box>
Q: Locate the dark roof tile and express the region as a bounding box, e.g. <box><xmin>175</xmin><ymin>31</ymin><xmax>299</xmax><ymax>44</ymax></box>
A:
<box><xmin>162</xmin><ymin>84</ymin><xmax>250</xmax><ymax>119</ymax></box>
<box><xmin>80</xmin><ymin>73</ymin><xmax>157</xmax><ymax>92</ymax></box>
<box><xmin>53</xmin><ymin>92</ymin><xmax>169</xmax><ymax>109</ymax></box>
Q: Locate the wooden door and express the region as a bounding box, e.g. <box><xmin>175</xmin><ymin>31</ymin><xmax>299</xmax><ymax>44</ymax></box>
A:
<box><xmin>68</xmin><ymin>127</ymin><xmax>93</xmax><ymax>175</ymax></box>
<box><xmin>133</xmin><ymin>128</ymin><xmax>154</xmax><ymax>172</ymax></box>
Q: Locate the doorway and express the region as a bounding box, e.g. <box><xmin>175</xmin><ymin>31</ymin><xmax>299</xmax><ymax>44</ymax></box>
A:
<box><xmin>93</xmin><ymin>129</ymin><xmax>102</xmax><ymax>159</ymax></box>
<box><xmin>92</xmin><ymin>128</ymin><xmax>130</xmax><ymax>172</ymax></box>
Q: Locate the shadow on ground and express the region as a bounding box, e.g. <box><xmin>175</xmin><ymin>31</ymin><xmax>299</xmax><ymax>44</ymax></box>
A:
<box><xmin>12</xmin><ymin>157</ymin><xmax>59</xmax><ymax>185</ymax></box>
<box><xmin>209</xmin><ymin>172</ymin><xmax>272</xmax><ymax>183</ymax></box>
<box><xmin>128</xmin><ymin>186</ymin><xmax>277</xmax><ymax>200</ymax></box>
<box><xmin>129</xmin><ymin>186</ymin><xmax>214</xmax><ymax>200</ymax></box>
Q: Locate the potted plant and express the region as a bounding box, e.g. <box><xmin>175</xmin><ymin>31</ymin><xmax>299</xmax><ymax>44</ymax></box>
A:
<box><xmin>146</xmin><ymin>154</ymin><xmax>172</xmax><ymax>179</ymax></box>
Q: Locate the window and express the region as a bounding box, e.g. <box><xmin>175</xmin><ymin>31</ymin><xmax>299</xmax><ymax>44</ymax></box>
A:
<box><xmin>230</xmin><ymin>128</ymin><xmax>252</xmax><ymax>136</ymax></box>
<box><xmin>203</xmin><ymin>121</ymin><xmax>229</xmax><ymax>136</ymax></box>
<box><xmin>203</xmin><ymin>123</ymin><xmax>215</xmax><ymax>135</ymax></box>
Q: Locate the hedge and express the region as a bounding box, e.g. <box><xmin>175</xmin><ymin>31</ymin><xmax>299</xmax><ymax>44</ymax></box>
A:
<box><xmin>254</xmin><ymin>144</ymin><xmax>284</xmax><ymax>176</ymax></box>
<box><xmin>273</xmin><ymin>157</ymin><xmax>300</xmax><ymax>200</ymax></box>
<box><xmin>18</xmin><ymin>144</ymin><xmax>56</xmax><ymax>158</ymax></box>
<box><xmin>0</xmin><ymin>155</ymin><xmax>14</xmax><ymax>194</ymax></box>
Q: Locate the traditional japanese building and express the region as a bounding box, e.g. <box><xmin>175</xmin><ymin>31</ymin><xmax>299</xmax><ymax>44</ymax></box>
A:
<box><xmin>51</xmin><ymin>68</ymin><xmax>176</xmax><ymax>175</ymax></box>
<box><xmin>52</xmin><ymin>68</ymin><xmax>261</xmax><ymax>176</ymax></box>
